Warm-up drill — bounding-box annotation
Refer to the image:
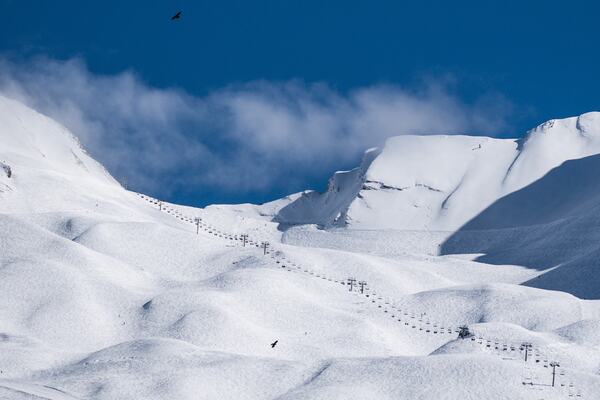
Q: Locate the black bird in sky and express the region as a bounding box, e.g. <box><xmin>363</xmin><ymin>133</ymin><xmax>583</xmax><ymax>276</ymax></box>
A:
<box><xmin>270</xmin><ymin>340</ymin><xmax>278</xmax><ymax>348</ymax></box>
<box><xmin>171</xmin><ymin>11</ymin><xmax>182</xmax><ymax>21</ymax></box>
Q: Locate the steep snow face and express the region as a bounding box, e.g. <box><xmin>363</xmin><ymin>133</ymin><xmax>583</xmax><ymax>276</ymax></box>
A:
<box><xmin>274</xmin><ymin>112</ymin><xmax>600</xmax><ymax>231</ymax></box>
<box><xmin>441</xmin><ymin>153</ymin><xmax>600</xmax><ymax>298</ymax></box>
<box><xmin>274</xmin><ymin>148</ymin><xmax>381</xmax><ymax>227</ymax></box>
<box><xmin>0</xmin><ymin>95</ymin><xmax>119</xmax><ymax>213</ymax></box>
<box><xmin>0</xmin><ymin>95</ymin><xmax>115</xmax><ymax>181</ymax></box>
<box><xmin>348</xmin><ymin>135</ymin><xmax>517</xmax><ymax>230</ymax></box>
<box><xmin>505</xmin><ymin>112</ymin><xmax>600</xmax><ymax>191</ymax></box>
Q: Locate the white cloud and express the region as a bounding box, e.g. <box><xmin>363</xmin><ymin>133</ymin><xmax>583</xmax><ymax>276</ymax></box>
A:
<box><xmin>0</xmin><ymin>56</ymin><xmax>513</xmax><ymax>203</ymax></box>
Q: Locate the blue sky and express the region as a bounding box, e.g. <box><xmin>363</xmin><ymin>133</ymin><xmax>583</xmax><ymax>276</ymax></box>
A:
<box><xmin>1</xmin><ymin>0</ymin><xmax>599</xmax><ymax>206</ymax></box>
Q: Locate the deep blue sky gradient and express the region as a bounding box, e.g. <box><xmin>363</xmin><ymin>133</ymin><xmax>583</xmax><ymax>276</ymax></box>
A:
<box><xmin>1</xmin><ymin>0</ymin><xmax>599</xmax><ymax>204</ymax></box>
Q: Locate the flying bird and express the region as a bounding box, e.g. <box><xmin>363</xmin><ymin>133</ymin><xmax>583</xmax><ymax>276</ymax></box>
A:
<box><xmin>270</xmin><ymin>340</ymin><xmax>278</xmax><ymax>348</ymax></box>
<box><xmin>171</xmin><ymin>11</ymin><xmax>182</xmax><ymax>21</ymax></box>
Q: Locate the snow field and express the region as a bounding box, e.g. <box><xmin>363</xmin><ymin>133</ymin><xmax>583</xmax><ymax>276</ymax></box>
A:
<box><xmin>132</xmin><ymin>192</ymin><xmax>600</xmax><ymax>398</ymax></box>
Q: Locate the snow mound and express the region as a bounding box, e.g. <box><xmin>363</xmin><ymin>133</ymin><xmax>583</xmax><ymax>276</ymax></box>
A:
<box><xmin>395</xmin><ymin>283</ymin><xmax>583</xmax><ymax>332</ymax></box>
<box><xmin>554</xmin><ymin>319</ymin><xmax>600</xmax><ymax>346</ymax></box>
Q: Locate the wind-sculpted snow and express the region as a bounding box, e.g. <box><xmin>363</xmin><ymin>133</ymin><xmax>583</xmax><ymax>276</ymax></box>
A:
<box><xmin>1</xmin><ymin>97</ymin><xmax>600</xmax><ymax>398</ymax></box>
<box><xmin>274</xmin><ymin>147</ymin><xmax>380</xmax><ymax>228</ymax></box>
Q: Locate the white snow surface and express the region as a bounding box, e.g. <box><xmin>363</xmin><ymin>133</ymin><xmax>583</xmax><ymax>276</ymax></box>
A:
<box><xmin>1</xmin><ymin>94</ymin><xmax>600</xmax><ymax>399</ymax></box>
<box><xmin>273</xmin><ymin>112</ymin><xmax>600</xmax><ymax>230</ymax></box>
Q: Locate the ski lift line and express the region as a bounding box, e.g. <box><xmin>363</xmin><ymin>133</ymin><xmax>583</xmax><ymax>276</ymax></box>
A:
<box><xmin>138</xmin><ymin>192</ymin><xmax>577</xmax><ymax>397</ymax></box>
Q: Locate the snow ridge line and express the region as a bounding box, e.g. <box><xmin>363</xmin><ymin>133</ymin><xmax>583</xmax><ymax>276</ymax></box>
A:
<box><xmin>134</xmin><ymin>192</ymin><xmax>582</xmax><ymax>398</ymax></box>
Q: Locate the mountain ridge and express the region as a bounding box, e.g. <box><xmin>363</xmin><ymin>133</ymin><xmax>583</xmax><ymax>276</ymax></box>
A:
<box><xmin>271</xmin><ymin>111</ymin><xmax>600</xmax><ymax>231</ymax></box>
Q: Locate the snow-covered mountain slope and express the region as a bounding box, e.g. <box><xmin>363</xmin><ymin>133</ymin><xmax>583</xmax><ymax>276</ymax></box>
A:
<box><xmin>441</xmin><ymin>153</ymin><xmax>600</xmax><ymax>299</ymax></box>
<box><xmin>0</xmin><ymin>95</ymin><xmax>117</xmax><ymax>185</ymax></box>
<box><xmin>272</xmin><ymin>111</ymin><xmax>600</xmax><ymax>299</ymax></box>
<box><xmin>0</xmin><ymin>95</ymin><xmax>121</xmax><ymax>215</ymax></box>
<box><xmin>273</xmin><ymin>112</ymin><xmax>600</xmax><ymax>231</ymax></box>
<box><xmin>1</xmin><ymin>95</ymin><xmax>600</xmax><ymax>399</ymax></box>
